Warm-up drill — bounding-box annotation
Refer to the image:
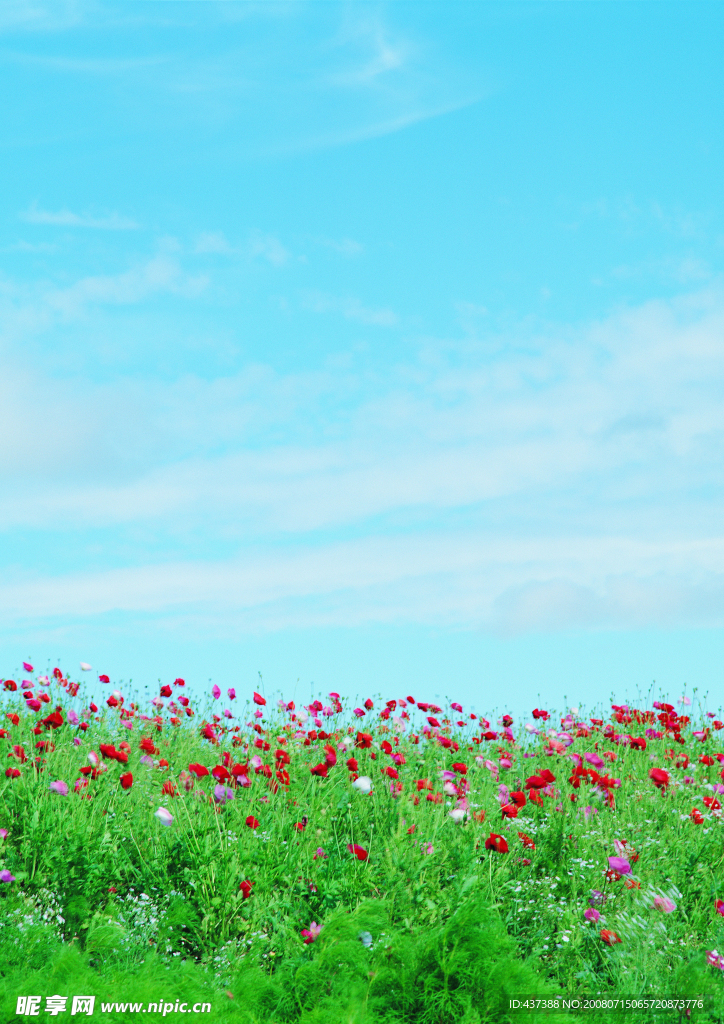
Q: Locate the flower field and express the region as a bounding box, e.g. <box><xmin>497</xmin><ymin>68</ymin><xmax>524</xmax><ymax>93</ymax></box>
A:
<box><xmin>1</xmin><ymin>666</ymin><xmax>724</xmax><ymax>1023</ymax></box>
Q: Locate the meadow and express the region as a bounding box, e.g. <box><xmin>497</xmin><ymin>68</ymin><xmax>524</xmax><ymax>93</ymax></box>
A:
<box><xmin>1</xmin><ymin>665</ymin><xmax>723</xmax><ymax>1023</ymax></box>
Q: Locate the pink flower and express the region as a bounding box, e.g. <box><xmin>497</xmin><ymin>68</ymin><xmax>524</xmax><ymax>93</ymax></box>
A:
<box><xmin>23</xmin><ymin>662</ymin><xmax>33</xmax><ymax>673</ymax></box>
<box><xmin>154</xmin><ymin>808</ymin><xmax>173</xmax><ymax>826</ymax></box>
<box><xmin>716</xmin><ymin>899</ymin><xmax>724</xmax><ymax>917</ymax></box>
<box><xmin>653</xmin><ymin>896</ymin><xmax>676</xmax><ymax>913</ymax></box>
<box><xmin>301</xmin><ymin>921</ymin><xmax>322</xmax><ymax>944</ymax></box>
<box><xmin>607</xmin><ymin>856</ymin><xmax>631</xmax><ymax>875</ymax></box>
<box><xmin>353</xmin><ymin>708</ymin><xmax>365</xmax><ymax>718</ymax></box>
<box><xmin>313</xmin><ymin>847</ymin><xmax>327</xmax><ymax>859</ymax></box>
<box><xmin>0</xmin><ymin>869</ymin><xmax>15</xmax><ymax>883</ymax></box>
<box><xmin>585</xmin><ymin>752</ymin><xmax>605</xmax><ymax>769</ymax></box>
<box><xmin>0</xmin><ymin>829</ymin><xmax>7</xmax><ymax>839</ymax></box>
<box><xmin>49</xmin><ymin>780</ymin><xmax>69</xmax><ymax>796</ymax></box>
<box><xmin>212</xmin><ymin>685</ymin><xmax>220</xmax><ymax>699</ymax></box>
<box><xmin>214</xmin><ymin>785</ymin><xmax>234</xmax><ymax>804</ymax></box>
<box><xmin>228</xmin><ymin>688</ymin><xmax>236</xmax><ymax>700</ymax></box>
<box><xmin>68</xmin><ymin>710</ymin><xmax>79</xmax><ymax>726</ymax></box>
<box><xmin>584</xmin><ymin>908</ymin><xmax>600</xmax><ymax>922</ymax></box>
<box><xmin>423</xmin><ymin>843</ymin><xmax>434</xmax><ymax>855</ymax></box>
<box><xmin>706</xmin><ymin>950</ymin><xmax>724</xmax><ymax>970</ymax></box>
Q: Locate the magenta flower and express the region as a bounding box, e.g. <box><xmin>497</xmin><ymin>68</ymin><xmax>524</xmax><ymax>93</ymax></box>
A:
<box><xmin>214</xmin><ymin>784</ymin><xmax>234</xmax><ymax>804</ymax></box>
<box><xmin>313</xmin><ymin>847</ymin><xmax>327</xmax><ymax>860</ymax></box>
<box><xmin>0</xmin><ymin>870</ymin><xmax>15</xmax><ymax>883</ymax></box>
<box><xmin>68</xmin><ymin>710</ymin><xmax>79</xmax><ymax>726</ymax></box>
<box><xmin>706</xmin><ymin>950</ymin><xmax>724</xmax><ymax>970</ymax></box>
<box><xmin>653</xmin><ymin>896</ymin><xmax>676</xmax><ymax>913</ymax></box>
<box><xmin>584</xmin><ymin>908</ymin><xmax>600</xmax><ymax>923</ymax></box>
<box><xmin>0</xmin><ymin>829</ymin><xmax>7</xmax><ymax>839</ymax></box>
<box><xmin>227</xmin><ymin>688</ymin><xmax>236</xmax><ymax>700</ymax></box>
<box><xmin>212</xmin><ymin>685</ymin><xmax>220</xmax><ymax>699</ymax></box>
<box><xmin>585</xmin><ymin>752</ymin><xmax>604</xmax><ymax>769</ymax></box>
<box><xmin>301</xmin><ymin>921</ymin><xmax>322</xmax><ymax>944</ymax></box>
<box><xmin>583</xmin><ymin>806</ymin><xmax>598</xmax><ymax>823</ymax></box>
<box><xmin>353</xmin><ymin>708</ymin><xmax>365</xmax><ymax>718</ymax></box>
<box><xmin>716</xmin><ymin>899</ymin><xmax>724</xmax><ymax>917</ymax></box>
<box><xmin>49</xmin><ymin>780</ymin><xmax>69</xmax><ymax>796</ymax></box>
<box><xmin>608</xmin><ymin>856</ymin><xmax>631</xmax><ymax>875</ymax></box>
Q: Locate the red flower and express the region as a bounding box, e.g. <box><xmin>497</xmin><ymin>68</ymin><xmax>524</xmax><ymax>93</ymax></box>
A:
<box><xmin>188</xmin><ymin>763</ymin><xmax>209</xmax><ymax>777</ymax></box>
<box><xmin>381</xmin><ymin>740</ymin><xmax>392</xmax><ymax>755</ymax></box>
<box><xmin>245</xmin><ymin>816</ymin><xmax>259</xmax><ymax>829</ymax></box>
<box><xmin>501</xmin><ymin>804</ymin><xmax>519</xmax><ymax>819</ymax></box>
<box><xmin>120</xmin><ymin>773</ymin><xmax>133</xmax><ymax>790</ymax></box>
<box><xmin>649</xmin><ymin>768</ymin><xmax>670</xmax><ymax>789</ymax></box>
<box><xmin>212</xmin><ymin>765</ymin><xmax>231</xmax><ymax>781</ymax></box>
<box><xmin>3</xmin><ymin>680</ymin><xmax>17</xmax><ymax>692</ymax></box>
<box><xmin>600</xmin><ymin>930</ymin><xmax>621</xmax><ymax>946</ymax></box>
<box><xmin>427</xmin><ymin>717</ymin><xmax>440</xmax><ymax>728</ymax></box>
<box><xmin>509</xmin><ymin>791</ymin><xmax>527</xmax><ymax>807</ymax></box>
<box><xmin>416</xmin><ymin>778</ymin><xmax>432</xmax><ymax>791</ymax></box>
<box><xmin>5</xmin><ymin>768</ymin><xmax>20</xmax><ymax>779</ymax></box>
<box><xmin>364</xmin><ymin>698</ymin><xmax>374</xmax><ymax>710</ymax></box>
<box><xmin>532</xmin><ymin>708</ymin><xmax>549</xmax><ymax>720</ymax></box>
<box><xmin>347</xmin><ymin>843</ymin><xmax>368</xmax><ymax>861</ymax></box>
<box><xmin>310</xmin><ymin>763</ymin><xmax>328</xmax><ymax>777</ymax></box>
<box><xmin>383</xmin><ymin>766</ymin><xmax>399</xmax><ymax>779</ymax></box>
<box><xmin>239</xmin><ymin>880</ymin><xmax>253</xmax><ymax>899</ymax></box>
<box><xmin>323</xmin><ymin>744</ymin><xmax>337</xmax><ymax>767</ymax></box>
<box><xmin>160</xmin><ymin>685</ymin><xmax>172</xmax><ymax>698</ymax></box>
<box><xmin>451</xmin><ymin>762</ymin><xmax>468</xmax><ymax>775</ymax></box>
<box><xmin>355</xmin><ymin>732</ymin><xmax>373</xmax><ymax>749</ymax></box>
<box><xmin>517</xmin><ymin>831</ymin><xmax>535</xmax><ymax>850</ymax></box>
<box><xmin>484</xmin><ymin>833</ymin><xmax>509</xmax><ymax>853</ymax></box>
<box><xmin>161</xmin><ymin>780</ymin><xmax>177</xmax><ymax>797</ymax></box>
<box><xmin>253</xmin><ymin>692</ymin><xmax>266</xmax><ymax>706</ymax></box>
<box><xmin>690</xmin><ymin>807</ymin><xmax>704</xmax><ymax>824</ymax></box>
<box><xmin>526</xmin><ymin>775</ymin><xmax>545</xmax><ymax>789</ymax></box>
<box><xmin>140</xmin><ymin>737</ymin><xmax>160</xmax><ymax>755</ymax></box>
<box><xmin>346</xmin><ymin>757</ymin><xmax>359</xmax><ymax>771</ymax></box>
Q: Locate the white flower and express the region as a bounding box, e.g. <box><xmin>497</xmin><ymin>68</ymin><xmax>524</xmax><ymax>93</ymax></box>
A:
<box><xmin>448</xmin><ymin>809</ymin><xmax>466</xmax><ymax>823</ymax></box>
<box><xmin>154</xmin><ymin>807</ymin><xmax>173</xmax><ymax>826</ymax></box>
<box><xmin>80</xmin><ymin>662</ymin><xmax>92</xmax><ymax>671</ymax></box>
<box><xmin>352</xmin><ymin>776</ymin><xmax>374</xmax><ymax>795</ymax></box>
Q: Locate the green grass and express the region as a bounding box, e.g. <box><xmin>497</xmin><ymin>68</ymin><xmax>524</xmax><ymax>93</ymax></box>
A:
<box><xmin>1</xmin><ymin>674</ymin><xmax>723</xmax><ymax>1022</ymax></box>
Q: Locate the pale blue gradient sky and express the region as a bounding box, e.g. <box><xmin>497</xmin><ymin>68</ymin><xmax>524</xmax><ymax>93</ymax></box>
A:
<box><xmin>2</xmin><ymin>1</ymin><xmax>724</xmax><ymax>717</ymax></box>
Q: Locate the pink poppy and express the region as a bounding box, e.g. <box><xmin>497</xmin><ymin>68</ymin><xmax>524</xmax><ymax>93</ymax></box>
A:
<box><xmin>301</xmin><ymin>921</ymin><xmax>322</xmax><ymax>944</ymax></box>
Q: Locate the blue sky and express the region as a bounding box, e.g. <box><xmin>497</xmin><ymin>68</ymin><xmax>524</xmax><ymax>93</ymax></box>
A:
<box><xmin>2</xmin><ymin>1</ymin><xmax>724</xmax><ymax>717</ymax></box>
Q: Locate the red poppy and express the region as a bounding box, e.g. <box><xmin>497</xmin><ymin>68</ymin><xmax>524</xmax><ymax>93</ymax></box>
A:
<box><xmin>212</xmin><ymin>765</ymin><xmax>231</xmax><ymax>781</ymax></box>
<box><xmin>383</xmin><ymin>766</ymin><xmax>399</xmax><ymax>779</ymax></box>
<box><xmin>245</xmin><ymin>816</ymin><xmax>259</xmax><ymax>829</ymax></box>
<box><xmin>160</xmin><ymin>685</ymin><xmax>172</xmax><ymax>698</ymax></box>
<box><xmin>510</xmin><ymin>791</ymin><xmax>527</xmax><ymax>807</ymax></box>
<box><xmin>3</xmin><ymin>680</ymin><xmax>17</xmax><ymax>692</ymax></box>
<box><xmin>526</xmin><ymin>775</ymin><xmax>546</xmax><ymax>789</ymax></box>
<box><xmin>5</xmin><ymin>768</ymin><xmax>20</xmax><ymax>779</ymax></box>
<box><xmin>356</xmin><ymin>732</ymin><xmax>373</xmax><ymax>749</ymax></box>
<box><xmin>120</xmin><ymin>773</ymin><xmax>133</xmax><ymax>790</ymax></box>
<box><xmin>600</xmin><ymin>930</ymin><xmax>621</xmax><ymax>946</ymax></box>
<box><xmin>484</xmin><ymin>833</ymin><xmax>509</xmax><ymax>853</ymax></box>
<box><xmin>140</xmin><ymin>737</ymin><xmax>160</xmax><ymax>755</ymax></box>
<box><xmin>451</xmin><ymin>762</ymin><xmax>468</xmax><ymax>774</ymax></box>
<box><xmin>364</xmin><ymin>698</ymin><xmax>374</xmax><ymax>710</ymax></box>
<box><xmin>501</xmin><ymin>804</ymin><xmax>519</xmax><ymax>819</ymax></box>
<box><xmin>310</xmin><ymin>763</ymin><xmax>328</xmax><ymax>777</ymax></box>
<box><xmin>690</xmin><ymin>807</ymin><xmax>704</xmax><ymax>824</ymax></box>
<box><xmin>323</xmin><ymin>744</ymin><xmax>337</xmax><ymax>767</ymax></box>
<box><xmin>189</xmin><ymin>763</ymin><xmax>209</xmax><ymax>777</ymax></box>
<box><xmin>239</xmin><ymin>880</ymin><xmax>253</xmax><ymax>899</ymax></box>
<box><xmin>253</xmin><ymin>692</ymin><xmax>266</xmax><ymax>706</ymax></box>
<box><xmin>649</xmin><ymin>768</ymin><xmax>670</xmax><ymax>789</ymax></box>
<box><xmin>517</xmin><ymin>831</ymin><xmax>535</xmax><ymax>850</ymax></box>
<box><xmin>347</xmin><ymin>843</ymin><xmax>368</xmax><ymax>861</ymax></box>
<box><xmin>346</xmin><ymin>757</ymin><xmax>359</xmax><ymax>771</ymax></box>
<box><xmin>6</xmin><ymin>714</ymin><xmax>19</xmax><ymax>726</ymax></box>
<box><xmin>532</xmin><ymin>708</ymin><xmax>549</xmax><ymax>720</ymax></box>
<box><xmin>161</xmin><ymin>781</ymin><xmax>177</xmax><ymax>797</ymax></box>
<box><xmin>381</xmin><ymin>740</ymin><xmax>393</xmax><ymax>755</ymax></box>
<box><xmin>427</xmin><ymin>717</ymin><xmax>441</xmax><ymax>728</ymax></box>
<box><xmin>416</xmin><ymin>778</ymin><xmax>432</xmax><ymax>791</ymax></box>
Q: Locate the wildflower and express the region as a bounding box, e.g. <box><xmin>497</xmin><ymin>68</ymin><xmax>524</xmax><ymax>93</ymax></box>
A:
<box><xmin>120</xmin><ymin>773</ymin><xmax>133</xmax><ymax>790</ymax></box>
<box><xmin>653</xmin><ymin>896</ymin><xmax>676</xmax><ymax>913</ymax></box>
<box><xmin>245</xmin><ymin>816</ymin><xmax>260</xmax><ymax>829</ymax></box>
<box><xmin>239</xmin><ymin>880</ymin><xmax>253</xmax><ymax>899</ymax></box>
<box><xmin>715</xmin><ymin>899</ymin><xmax>724</xmax><ymax>917</ymax></box>
<box><xmin>584</xmin><ymin>908</ymin><xmax>600</xmax><ymax>923</ymax></box>
<box><xmin>49</xmin><ymin>780</ymin><xmax>69</xmax><ymax>796</ymax></box>
<box><xmin>706</xmin><ymin>950</ymin><xmax>724</xmax><ymax>970</ymax></box>
<box><xmin>310</xmin><ymin>763</ymin><xmax>328</xmax><ymax>777</ymax></box>
<box><xmin>212</xmin><ymin>685</ymin><xmax>221</xmax><ymax>699</ymax></box>
<box><xmin>0</xmin><ymin>870</ymin><xmax>15</xmax><ymax>883</ymax></box>
<box><xmin>691</xmin><ymin>808</ymin><xmax>704</xmax><ymax>825</ymax></box>
<box><xmin>188</xmin><ymin>763</ymin><xmax>209</xmax><ymax>778</ymax></box>
<box><xmin>352</xmin><ymin>776</ymin><xmax>374</xmax><ymax>795</ymax></box>
<box><xmin>253</xmin><ymin>692</ymin><xmax>266</xmax><ymax>706</ymax></box>
<box><xmin>0</xmin><ymin>829</ymin><xmax>7</xmax><ymax>839</ymax></box>
<box><xmin>600</xmin><ymin>930</ymin><xmax>621</xmax><ymax>946</ymax></box>
<box><xmin>422</xmin><ymin>843</ymin><xmax>434</xmax><ymax>855</ymax></box>
<box><xmin>518</xmin><ymin>831</ymin><xmax>535</xmax><ymax>850</ymax></box>
<box><xmin>448</xmin><ymin>808</ymin><xmax>466</xmax><ymax>823</ymax></box>
<box><xmin>501</xmin><ymin>804</ymin><xmax>519</xmax><ymax>819</ymax></box>
<box><xmin>313</xmin><ymin>848</ymin><xmax>327</xmax><ymax>859</ymax></box>
<box><xmin>214</xmin><ymin>785</ymin><xmax>234</xmax><ymax>804</ymax></box>
<box><xmin>301</xmin><ymin>921</ymin><xmax>322</xmax><ymax>944</ymax></box>
<box><xmin>649</xmin><ymin>768</ymin><xmax>670</xmax><ymax>789</ymax></box>
<box><xmin>154</xmin><ymin>808</ymin><xmax>173</xmax><ymax>826</ymax></box>
<box><xmin>484</xmin><ymin>833</ymin><xmax>509</xmax><ymax>853</ymax></box>
<box><xmin>347</xmin><ymin>843</ymin><xmax>369</xmax><ymax>861</ymax></box>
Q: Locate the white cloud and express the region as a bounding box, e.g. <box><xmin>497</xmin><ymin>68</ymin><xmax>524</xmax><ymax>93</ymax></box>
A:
<box><xmin>20</xmin><ymin>202</ymin><xmax>140</xmax><ymax>230</ymax></box>
<box><xmin>302</xmin><ymin>290</ymin><xmax>398</xmax><ymax>326</ymax></box>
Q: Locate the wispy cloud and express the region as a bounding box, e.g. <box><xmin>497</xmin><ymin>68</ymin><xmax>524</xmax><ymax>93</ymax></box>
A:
<box><xmin>302</xmin><ymin>290</ymin><xmax>398</xmax><ymax>326</ymax></box>
<box><xmin>20</xmin><ymin>202</ymin><xmax>140</xmax><ymax>230</ymax></box>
